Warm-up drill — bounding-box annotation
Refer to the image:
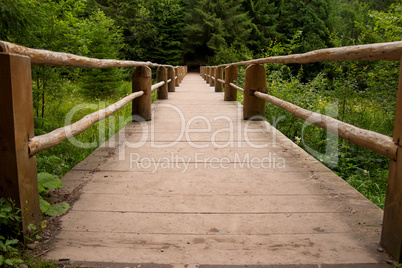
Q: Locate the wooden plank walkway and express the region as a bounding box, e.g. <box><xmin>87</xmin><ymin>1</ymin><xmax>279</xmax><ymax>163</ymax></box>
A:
<box><xmin>45</xmin><ymin>73</ymin><xmax>391</xmax><ymax>267</ymax></box>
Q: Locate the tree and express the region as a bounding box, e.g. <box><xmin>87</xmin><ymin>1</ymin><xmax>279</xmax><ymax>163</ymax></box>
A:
<box><xmin>91</xmin><ymin>0</ymin><xmax>158</xmax><ymax>61</ymax></box>
<box><xmin>274</xmin><ymin>0</ymin><xmax>331</xmax><ymax>53</ymax></box>
<box><xmin>242</xmin><ymin>0</ymin><xmax>279</xmax><ymax>56</ymax></box>
<box><xmin>183</xmin><ymin>0</ymin><xmax>253</xmax><ymax>64</ymax></box>
<box><xmin>0</xmin><ymin>0</ymin><xmax>37</xmax><ymax>44</ymax></box>
<box><xmin>146</xmin><ymin>0</ymin><xmax>186</xmax><ymax>65</ymax></box>
<box><xmin>79</xmin><ymin>10</ymin><xmax>124</xmax><ymax>99</ymax></box>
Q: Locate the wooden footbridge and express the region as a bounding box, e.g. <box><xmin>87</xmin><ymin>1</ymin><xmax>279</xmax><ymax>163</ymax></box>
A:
<box><xmin>1</xmin><ymin>41</ymin><xmax>402</xmax><ymax>267</ymax></box>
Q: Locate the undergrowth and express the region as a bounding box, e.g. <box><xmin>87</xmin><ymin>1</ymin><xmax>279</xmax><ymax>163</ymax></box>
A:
<box><xmin>236</xmin><ymin>62</ymin><xmax>397</xmax><ymax>209</ymax></box>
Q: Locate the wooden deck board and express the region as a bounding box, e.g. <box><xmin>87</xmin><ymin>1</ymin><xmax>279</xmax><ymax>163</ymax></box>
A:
<box><xmin>46</xmin><ymin>73</ymin><xmax>390</xmax><ymax>267</ymax></box>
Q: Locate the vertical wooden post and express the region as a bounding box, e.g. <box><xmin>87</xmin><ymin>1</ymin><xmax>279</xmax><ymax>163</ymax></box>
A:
<box><xmin>0</xmin><ymin>53</ymin><xmax>41</xmax><ymax>233</ymax></box>
<box><xmin>210</xmin><ymin>67</ymin><xmax>215</xmax><ymax>87</ymax></box>
<box><xmin>175</xmin><ymin>67</ymin><xmax>180</xmax><ymax>87</ymax></box>
<box><xmin>156</xmin><ymin>66</ymin><xmax>168</xmax><ymax>100</ymax></box>
<box><xmin>206</xmin><ymin>67</ymin><xmax>211</xmax><ymax>84</ymax></box>
<box><xmin>215</xmin><ymin>66</ymin><xmax>223</xmax><ymax>92</ymax></box>
<box><xmin>243</xmin><ymin>64</ymin><xmax>267</xmax><ymax>120</ymax></box>
<box><xmin>168</xmin><ymin>67</ymin><xmax>175</xmax><ymax>92</ymax></box>
<box><xmin>180</xmin><ymin>67</ymin><xmax>184</xmax><ymax>83</ymax></box>
<box><xmin>132</xmin><ymin>66</ymin><xmax>152</xmax><ymax>121</ymax></box>
<box><xmin>381</xmin><ymin>57</ymin><xmax>402</xmax><ymax>262</ymax></box>
<box><xmin>224</xmin><ymin>65</ymin><xmax>238</xmax><ymax>101</ymax></box>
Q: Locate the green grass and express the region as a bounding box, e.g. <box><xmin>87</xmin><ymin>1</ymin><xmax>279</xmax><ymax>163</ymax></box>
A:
<box><xmin>35</xmin><ymin>80</ymin><xmax>133</xmax><ymax>178</ymax></box>
<box><xmin>260</xmin><ymin>66</ymin><xmax>395</xmax><ymax>209</ymax></box>
<box><xmin>231</xmin><ymin>64</ymin><xmax>395</xmax><ymax>209</ymax></box>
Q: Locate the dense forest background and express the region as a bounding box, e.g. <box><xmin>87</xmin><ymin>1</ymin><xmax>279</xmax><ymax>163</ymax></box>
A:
<box><xmin>1</xmin><ymin>0</ymin><xmax>400</xmax><ymax>66</ymax></box>
<box><xmin>0</xmin><ymin>0</ymin><xmax>402</xmax><ymax>209</ymax></box>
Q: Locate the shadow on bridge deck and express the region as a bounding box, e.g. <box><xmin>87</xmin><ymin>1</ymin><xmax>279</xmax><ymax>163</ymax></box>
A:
<box><xmin>45</xmin><ymin>73</ymin><xmax>391</xmax><ymax>267</ymax></box>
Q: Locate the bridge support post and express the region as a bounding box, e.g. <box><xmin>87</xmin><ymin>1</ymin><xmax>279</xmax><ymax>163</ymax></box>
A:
<box><xmin>180</xmin><ymin>67</ymin><xmax>184</xmax><ymax>83</ymax></box>
<box><xmin>224</xmin><ymin>65</ymin><xmax>238</xmax><ymax>101</ymax></box>
<box><xmin>243</xmin><ymin>64</ymin><xmax>267</xmax><ymax>120</ymax></box>
<box><xmin>132</xmin><ymin>65</ymin><xmax>152</xmax><ymax>121</ymax></box>
<box><xmin>215</xmin><ymin>67</ymin><xmax>223</xmax><ymax>92</ymax></box>
<box><xmin>210</xmin><ymin>67</ymin><xmax>215</xmax><ymax>87</ymax></box>
<box><xmin>0</xmin><ymin>53</ymin><xmax>41</xmax><ymax>234</ymax></box>
<box><xmin>168</xmin><ymin>67</ymin><xmax>175</xmax><ymax>92</ymax></box>
<box><xmin>206</xmin><ymin>67</ymin><xmax>211</xmax><ymax>84</ymax></box>
<box><xmin>175</xmin><ymin>67</ymin><xmax>180</xmax><ymax>87</ymax></box>
<box><xmin>381</xmin><ymin>58</ymin><xmax>402</xmax><ymax>263</ymax></box>
<box><xmin>157</xmin><ymin>66</ymin><xmax>168</xmax><ymax>100</ymax></box>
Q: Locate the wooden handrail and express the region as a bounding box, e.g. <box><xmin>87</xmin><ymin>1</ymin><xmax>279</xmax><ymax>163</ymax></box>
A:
<box><xmin>0</xmin><ymin>42</ymin><xmax>187</xmax><ymax>238</ymax></box>
<box><xmin>230</xmin><ymin>83</ymin><xmax>244</xmax><ymax>92</ymax></box>
<box><xmin>254</xmin><ymin>91</ymin><xmax>397</xmax><ymax>160</ymax></box>
<box><xmin>0</xmin><ymin>41</ymin><xmax>171</xmax><ymax>68</ymax></box>
<box><xmin>217</xmin><ymin>41</ymin><xmax>402</xmax><ymax>67</ymax></box>
<box><xmin>28</xmin><ymin>91</ymin><xmax>144</xmax><ymax>155</ymax></box>
<box><xmin>151</xmin><ymin>81</ymin><xmax>165</xmax><ymax>92</ymax></box>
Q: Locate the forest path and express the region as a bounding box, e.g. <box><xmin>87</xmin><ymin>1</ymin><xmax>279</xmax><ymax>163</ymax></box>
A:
<box><xmin>45</xmin><ymin>73</ymin><xmax>389</xmax><ymax>267</ymax></box>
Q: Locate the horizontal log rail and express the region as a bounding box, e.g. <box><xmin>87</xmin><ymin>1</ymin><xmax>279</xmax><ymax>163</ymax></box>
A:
<box><xmin>0</xmin><ymin>41</ymin><xmax>188</xmax><ymax>236</ymax></box>
<box><xmin>230</xmin><ymin>83</ymin><xmax>244</xmax><ymax>92</ymax></box>
<box><xmin>203</xmin><ymin>44</ymin><xmax>402</xmax><ymax>260</ymax></box>
<box><xmin>0</xmin><ymin>41</ymin><xmax>172</xmax><ymax>68</ymax></box>
<box><xmin>217</xmin><ymin>78</ymin><xmax>225</xmax><ymax>84</ymax></box>
<box><xmin>151</xmin><ymin>81</ymin><xmax>165</xmax><ymax>92</ymax></box>
<box><xmin>254</xmin><ymin>91</ymin><xmax>397</xmax><ymax>160</ymax></box>
<box><xmin>28</xmin><ymin>91</ymin><xmax>144</xmax><ymax>155</ymax></box>
<box><xmin>218</xmin><ymin>41</ymin><xmax>402</xmax><ymax>67</ymax></box>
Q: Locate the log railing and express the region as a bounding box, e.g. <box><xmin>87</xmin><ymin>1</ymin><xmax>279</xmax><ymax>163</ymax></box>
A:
<box><xmin>201</xmin><ymin>41</ymin><xmax>402</xmax><ymax>262</ymax></box>
<box><xmin>0</xmin><ymin>41</ymin><xmax>187</xmax><ymax>233</ymax></box>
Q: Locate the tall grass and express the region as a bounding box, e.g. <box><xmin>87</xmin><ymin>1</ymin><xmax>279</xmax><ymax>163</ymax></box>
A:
<box><xmin>233</xmin><ymin>63</ymin><xmax>396</xmax><ymax>208</ymax></box>
<box><xmin>35</xmin><ymin>80</ymin><xmax>133</xmax><ymax>178</ymax></box>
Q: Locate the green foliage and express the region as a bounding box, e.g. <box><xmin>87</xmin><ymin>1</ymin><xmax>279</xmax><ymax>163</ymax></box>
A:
<box><xmin>242</xmin><ymin>0</ymin><xmax>279</xmax><ymax>56</ymax></box>
<box><xmin>0</xmin><ymin>0</ymin><xmax>37</xmax><ymax>44</ymax></box>
<box><xmin>184</xmin><ymin>0</ymin><xmax>253</xmax><ymax>63</ymax></box>
<box><xmin>0</xmin><ymin>199</ymin><xmax>23</xmax><ymax>267</ymax></box>
<box><xmin>79</xmin><ymin>10</ymin><xmax>124</xmax><ymax>99</ymax></box>
<box><xmin>260</xmin><ymin>33</ymin><xmax>396</xmax><ymax>208</ymax></box>
<box><xmin>0</xmin><ymin>236</ymin><xmax>23</xmax><ymax>267</ymax></box>
<box><xmin>147</xmin><ymin>0</ymin><xmax>186</xmax><ymax>65</ymax></box>
<box><xmin>37</xmin><ymin>173</ymin><xmax>70</xmax><ymax>217</ymax></box>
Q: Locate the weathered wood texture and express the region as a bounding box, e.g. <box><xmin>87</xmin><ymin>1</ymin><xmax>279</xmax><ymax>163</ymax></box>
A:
<box><xmin>230</xmin><ymin>83</ymin><xmax>244</xmax><ymax>92</ymax></box>
<box><xmin>210</xmin><ymin>67</ymin><xmax>215</xmax><ymax>87</ymax></box>
<box><xmin>224</xmin><ymin>65</ymin><xmax>238</xmax><ymax>101</ymax></box>
<box><xmin>156</xmin><ymin>67</ymin><xmax>168</xmax><ymax>99</ymax></box>
<box><xmin>168</xmin><ymin>67</ymin><xmax>176</xmax><ymax>92</ymax></box>
<box><xmin>206</xmin><ymin>67</ymin><xmax>211</xmax><ymax>84</ymax></box>
<box><xmin>0</xmin><ymin>53</ymin><xmax>41</xmax><ymax>232</ymax></box>
<box><xmin>254</xmin><ymin>91</ymin><xmax>397</xmax><ymax>160</ymax></box>
<box><xmin>175</xmin><ymin>68</ymin><xmax>180</xmax><ymax>87</ymax></box>
<box><xmin>29</xmin><ymin>91</ymin><xmax>144</xmax><ymax>155</ymax></box>
<box><xmin>381</xmin><ymin>57</ymin><xmax>402</xmax><ymax>262</ymax></box>
<box><xmin>215</xmin><ymin>67</ymin><xmax>223</xmax><ymax>92</ymax></box>
<box><xmin>132</xmin><ymin>66</ymin><xmax>152</xmax><ymax>121</ymax></box>
<box><xmin>151</xmin><ymin>81</ymin><xmax>165</xmax><ymax>92</ymax></box>
<box><xmin>0</xmin><ymin>41</ymin><xmax>167</xmax><ymax>68</ymax></box>
<box><xmin>218</xmin><ymin>41</ymin><xmax>402</xmax><ymax>67</ymax></box>
<box><xmin>243</xmin><ymin>64</ymin><xmax>267</xmax><ymax>120</ymax></box>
